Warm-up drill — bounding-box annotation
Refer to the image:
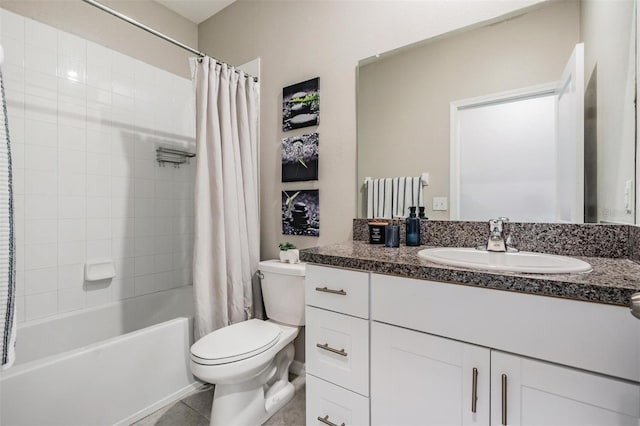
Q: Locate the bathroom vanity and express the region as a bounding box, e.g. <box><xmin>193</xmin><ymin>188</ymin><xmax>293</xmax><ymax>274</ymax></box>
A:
<box><xmin>301</xmin><ymin>240</ymin><xmax>640</xmax><ymax>426</ymax></box>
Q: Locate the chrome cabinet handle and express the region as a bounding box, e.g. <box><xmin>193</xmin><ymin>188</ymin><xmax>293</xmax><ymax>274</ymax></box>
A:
<box><xmin>317</xmin><ymin>415</ymin><xmax>345</xmax><ymax>426</ymax></box>
<box><xmin>471</xmin><ymin>367</ymin><xmax>478</xmax><ymax>413</ymax></box>
<box><xmin>316</xmin><ymin>343</ymin><xmax>348</xmax><ymax>357</ymax></box>
<box><xmin>501</xmin><ymin>373</ymin><xmax>508</xmax><ymax>425</ymax></box>
<box><xmin>631</xmin><ymin>292</ymin><xmax>640</xmax><ymax>320</ymax></box>
<box><xmin>315</xmin><ymin>286</ymin><xmax>347</xmax><ymax>296</ymax></box>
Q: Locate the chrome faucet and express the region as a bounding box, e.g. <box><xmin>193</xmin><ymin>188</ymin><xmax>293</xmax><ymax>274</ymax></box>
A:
<box><xmin>486</xmin><ymin>219</ymin><xmax>507</xmax><ymax>252</ymax></box>
<box><xmin>484</xmin><ymin>217</ymin><xmax>518</xmax><ymax>252</ymax></box>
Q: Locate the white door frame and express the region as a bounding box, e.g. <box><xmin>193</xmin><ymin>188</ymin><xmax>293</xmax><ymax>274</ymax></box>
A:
<box><xmin>449</xmin><ymin>82</ymin><xmax>558</xmax><ymax>220</ymax></box>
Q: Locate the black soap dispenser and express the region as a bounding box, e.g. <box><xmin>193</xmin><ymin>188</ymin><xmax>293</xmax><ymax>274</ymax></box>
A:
<box><xmin>405</xmin><ymin>206</ymin><xmax>420</xmax><ymax>246</ymax></box>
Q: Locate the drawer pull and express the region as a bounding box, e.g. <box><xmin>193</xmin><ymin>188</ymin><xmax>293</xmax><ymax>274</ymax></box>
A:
<box><xmin>471</xmin><ymin>367</ymin><xmax>478</xmax><ymax>413</ymax></box>
<box><xmin>316</xmin><ymin>342</ymin><xmax>348</xmax><ymax>357</ymax></box>
<box><xmin>315</xmin><ymin>286</ymin><xmax>347</xmax><ymax>296</ymax></box>
<box><xmin>317</xmin><ymin>415</ymin><xmax>345</xmax><ymax>426</ymax></box>
<box><xmin>501</xmin><ymin>373</ymin><xmax>508</xmax><ymax>425</ymax></box>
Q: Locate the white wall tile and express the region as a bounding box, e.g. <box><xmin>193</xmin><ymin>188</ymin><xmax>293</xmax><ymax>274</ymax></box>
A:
<box><xmin>134</xmin><ymin>274</ymin><xmax>156</xmax><ymax>296</ymax></box>
<box><xmin>3</xmin><ymin>37</ymin><xmax>24</xmax><ymax>67</ymax></box>
<box><xmin>85</xmin><ymin>283</ymin><xmax>111</xmax><ymax>307</ymax></box>
<box><xmin>25</xmin><ymin>219</ymin><xmax>57</xmax><ymax>244</ymax></box>
<box><xmin>8</xmin><ymin>116</ymin><xmax>25</xmax><ymax>144</ymax></box>
<box><xmin>58</xmin><ymin>241</ymin><xmax>86</xmax><ymax>266</ymax></box>
<box><xmin>111</xmin><ymin>176</ymin><xmax>133</xmax><ymax>197</ymax></box>
<box><xmin>25</xmin><ymin>18</ymin><xmax>56</xmax><ymax>48</ymax></box>
<box><xmin>112</xmin><ymin>238</ymin><xmax>134</xmax><ymax>259</ymax></box>
<box><xmin>58</xmin><ymin>196</ymin><xmax>85</xmax><ymax>219</ymax></box>
<box><xmin>134</xmin><ymin>178</ymin><xmax>154</xmax><ymax>198</ymax></box>
<box><xmin>134</xmin><ymin>255</ymin><xmax>155</xmax><ymax>276</ymax></box>
<box><xmin>25</xmin><ymin>242</ymin><xmax>57</xmax><ymax>270</ymax></box>
<box><xmin>58</xmin><ymin>286</ymin><xmax>85</xmax><ymax>312</ymax></box>
<box><xmin>86</xmin><ymin>218</ymin><xmax>111</xmax><ymax>240</ymax></box>
<box><xmin>111</xmin><ymin>217</ymin><xmax>134</xmax><ymax>239</ymax></box>
<box><xmin>24</xmin><ymin>42</ymin><xmax>57</xmax><ymax>76</ymax></box>
<box><xmin>110</xmin><ymin>156</ymin><xmax>132</xmax><ymax>177</ymax></box>
<box><xmin>25</xmin><ymin>195</ymin><xmax>57</xmax><ymax>219</ymax></box>
<box><xmin>114</xmin><ymin>257</ymin><xmax>134</xmax><ymax>278</ymax></box>
<box><xmin>86</xmin><ymin>174</ymin><xmax>111</xmax><ymax>197</ymax></box>
<box><xmin>15</xmin><ymin>270</ymin><xmax>25</xmax><ymax>297</ymax></box>
<box><xmin>58</xmin><ymin>125</ymin><xmax>85</xmax><ymax>151</ymax></box>
<box><xmin>12</xmin><ymin>168</ymin><xmax>25</xmax><ymax>194</ymax></box>
<box><xmin>25</xmin><ymin>119</ymin><xmax>57</xmax><ymax>147</ymax></box>
<box><xmin>86</xmin><ymin>42</ymin><xmax>111</xmax><ymax>91</ymax></box>
<box><xmin>156</xmin><ymin>271</ymin><xmax>175</xmax><ymax>291</ymax></box>
<box><xmin>111</xmin><ymin>197</ymin><xmax>134</xmax><ymax>218</ymax></box>
<box><xmin>25</xmin><ymin>267</ymin><xmax>57</xmax><ymax>295</ymax></box>
<box><xmin>86</xmin><ymin>152</ymin><xmax>110</xmax><ymax>175</ymax></box>
<box><xmin>134</xmin><ymin>198</ymin><xmax>155</xmax><ymax>218</ymax></box>
<box><xmin>25</xmin><ymin>144</ymin><xmax>56</xmax><ymax>171</ymax></box>
<box><xmin>59</xmin><ymin>172</ymin><xmax>86</xmax><ymax>197</ymax></box>
<box><xmin>86</xmin><ymin>239</ymin><xmax>111</xmax><ymax>260</ymax></box>
<box><xmin>86</xmin><ymin>196</ymin><xmax>111</xmax><ymax>218</ymax></box>
<box><xmin>86</xmin><ymin>129</ymin><xmax>111</xmax><ymax>154</ymax></box>
<box><xmin>154</xmin><ymin>254</ymin><xmax>173</xmax><ymax>273</ymax></box>
<box><xmin>134</xmin><ymin>236</ymin><xmax>155</xmax><ymax>257</ymax></box>
<box><xmin>25</xmin><ymin>291</ymin><xmax>57</xmax><ymax>321</ymax></box>
<box><xmin>25</xmin><ymin>170</ymin><xmax>57</xmax><ymax>195</ymax></box>
<box><xmin>111</xmin><ymin>278</ymin><xmax>134</xmax><ymax>301</ymax></box>
<box><xmin>57</xmin><ymin>264</ymin><xmax>84</xmax><ymax>289</ymax></box>
<box><xmin>58</xmin><ymin>218</ymin><xmax>86</xmax><ymax>242</ymax></box>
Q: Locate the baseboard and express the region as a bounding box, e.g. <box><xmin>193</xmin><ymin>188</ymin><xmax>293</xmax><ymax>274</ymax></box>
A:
<box><xmin>114</xmin><ymin>380</ymin><xmax>205</xmax><ymax>426</ymax></box>
<box><xmin>290</xmin><ymin>360</ymin><xmax>306</xmax><ymax>376</ymax></box>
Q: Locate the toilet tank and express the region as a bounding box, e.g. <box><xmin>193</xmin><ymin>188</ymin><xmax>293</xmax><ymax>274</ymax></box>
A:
<box><xmin>258</xmin><ymin>260</ymin><xmax>305</xmax><ymax>326</ymax></box>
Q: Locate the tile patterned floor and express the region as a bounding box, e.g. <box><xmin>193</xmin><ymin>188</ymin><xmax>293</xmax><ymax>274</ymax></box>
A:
<box><xmin>131</xmin><ymin>375</ymin><xmax>306</xmax><ymax>426</ymax></box>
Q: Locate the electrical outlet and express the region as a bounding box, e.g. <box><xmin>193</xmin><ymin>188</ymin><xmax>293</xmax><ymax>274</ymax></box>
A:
<box><xmin>433</xmin><ymin>197</ymin><xmax>448</xmax><ymax>211</ymax></box>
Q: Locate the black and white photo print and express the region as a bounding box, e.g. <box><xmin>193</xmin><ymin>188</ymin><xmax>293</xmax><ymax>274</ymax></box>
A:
<box><xmin>282</xmin><ymin>132</ymin><xmax>319</xmax><ymax>182</ymax></box>
<box><xmin>282</xmin><ymin>77</ymin><xmax>320</xmax><ymax>131</ymax></box>
<box><xmin>282</xmin><ymin>190</ymin><xmax>320</xmax><ymax>236</ymax></box>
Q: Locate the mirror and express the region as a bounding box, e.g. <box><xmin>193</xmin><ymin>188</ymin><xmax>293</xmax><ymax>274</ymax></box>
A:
<box><xmin>357</xmin><ymin>0</ymin><xmax>636</xmax><ymax>224</ymax></box>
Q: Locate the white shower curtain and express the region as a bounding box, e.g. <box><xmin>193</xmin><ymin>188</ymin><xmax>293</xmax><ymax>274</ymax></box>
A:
<box><xmin>192</xmin><ymin>58</ymin><xmax>260</xmax><ymax>339</ymax></box>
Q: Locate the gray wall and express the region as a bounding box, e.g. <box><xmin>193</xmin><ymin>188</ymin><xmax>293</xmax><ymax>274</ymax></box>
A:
<box><xmin>1</xmin><ymin>0</ymin><xmax>197</xmax><ymax>78</ymax></box>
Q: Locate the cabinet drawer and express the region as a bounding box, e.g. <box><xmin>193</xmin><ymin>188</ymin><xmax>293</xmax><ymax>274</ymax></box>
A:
<box><xmin>306</xmin><ymin>374</ymin><xmax>370</xmax><ymax>426</ymax></box>
<box><xmin>371</xmin><ymin>273</ymin><xmax>640</xmax><ymax>382</ymax></box>
<box><xmin>306</xmin><ymin>306</ymin><xmax>369</xmax><ymax>396</ymax></box>
<box><xmin>306</xmin><ymin>265</ymin><xmax>369</xmax><ymax>319</ymax></box>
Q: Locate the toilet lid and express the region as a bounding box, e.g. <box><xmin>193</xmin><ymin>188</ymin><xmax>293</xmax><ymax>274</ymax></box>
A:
<box><xmin>190</xmin><ymin>319</ymin><xmax>281</xmax><ymax>365</ymax></box>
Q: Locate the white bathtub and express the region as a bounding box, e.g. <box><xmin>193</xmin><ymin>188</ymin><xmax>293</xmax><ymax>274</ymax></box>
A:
<box><xmin>0</xmin><ymin>286</ymin><xmax>199</xmax><ymax>426</ymax></box>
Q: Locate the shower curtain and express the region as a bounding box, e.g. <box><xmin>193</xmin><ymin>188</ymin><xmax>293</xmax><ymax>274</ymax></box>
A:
<box><xmin>0</xmin><ymin>63</ymin><xmax>17</xmax><ymax>368</ymax></box>
<box><xmin>193</xmin><ymin>58</ymin><xmax>260</xmax><ymax>339</ymax></box>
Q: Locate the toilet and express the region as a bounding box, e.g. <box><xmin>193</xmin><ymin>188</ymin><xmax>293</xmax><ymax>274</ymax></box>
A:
<box><xmin>190</xmin><ymin>260</ymin><xmax>305</xmax><ymax>426</ymax></box>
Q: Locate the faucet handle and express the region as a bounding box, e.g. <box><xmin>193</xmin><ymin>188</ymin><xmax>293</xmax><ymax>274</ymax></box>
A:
<box><xmin>489</xmin><ymin>218</ymin><xmax>503</xmax><ymax>233</ymax></box>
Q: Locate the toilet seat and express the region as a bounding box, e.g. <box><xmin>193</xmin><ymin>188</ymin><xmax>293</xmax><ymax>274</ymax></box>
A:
<box><xmin>191</xmin><ymin>319</ymin><xmax>281</xmax><ymax>365</ymax></box>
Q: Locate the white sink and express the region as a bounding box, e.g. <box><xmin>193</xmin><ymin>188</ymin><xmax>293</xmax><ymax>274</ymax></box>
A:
<box><xmin>418</xmin><ymin>247</ymin><xmax>592</xmax><ymax>274</ymax></box>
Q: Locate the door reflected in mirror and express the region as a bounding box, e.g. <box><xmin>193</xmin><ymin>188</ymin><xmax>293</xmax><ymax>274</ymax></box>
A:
<box><xmin>357</xmin><ymin>0</ymin><xmax>636</xmax><ymax>224</ymax></box>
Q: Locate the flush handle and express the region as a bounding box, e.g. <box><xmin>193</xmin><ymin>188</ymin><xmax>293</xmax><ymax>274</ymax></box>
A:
<box><xmin>316</xmin><ymin>343</ymin><xmax>348</xmax><ymax>357</ymax></box>
<box><xmin>631</xmin><ymin>293</ymin><xmax>640</xmax><ymax>320</ymax></box>
<box><xmin>315</xmin><ymin>286</ymin><xmax>347</xmax><ymax>296</ymax></box>
<box><xmin>317</xmin><ymin>415</ymin><xmax>345</xmax><ymax>426</ymax></box>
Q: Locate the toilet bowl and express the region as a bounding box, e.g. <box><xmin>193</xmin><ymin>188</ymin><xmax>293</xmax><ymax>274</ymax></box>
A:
<box><xmin>190</xmin><ymin>260</ymin><xmax>305</xmax><ymax>426</ymax></box>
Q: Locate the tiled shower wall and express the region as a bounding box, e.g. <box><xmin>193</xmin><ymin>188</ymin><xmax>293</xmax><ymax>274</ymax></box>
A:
<box><xmin>1</xmin><ymin>9</ymin><xmax>196</xmax><ymax>322</ymax></box>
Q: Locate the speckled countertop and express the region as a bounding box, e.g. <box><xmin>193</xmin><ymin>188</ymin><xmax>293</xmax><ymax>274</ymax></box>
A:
<box><xmin>300</xmin><ymin>241</ymin><xmax>640</xmax><ymax>307</ymax></box>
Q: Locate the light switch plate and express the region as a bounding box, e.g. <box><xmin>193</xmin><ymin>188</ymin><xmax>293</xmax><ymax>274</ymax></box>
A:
<box><xmin>433</xmin><ymin>197</ymin><xmax>448</xmax><ymax>211</ymax></box>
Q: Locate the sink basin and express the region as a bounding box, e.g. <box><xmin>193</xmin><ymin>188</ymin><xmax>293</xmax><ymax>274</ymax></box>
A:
<box><xmin>418</xmin><ymin>247</ymin><xmax>592</xmax><ymax>274</ymax></box>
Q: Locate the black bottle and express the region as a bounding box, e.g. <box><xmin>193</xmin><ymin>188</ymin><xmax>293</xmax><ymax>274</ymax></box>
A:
<box><xmin>405</xmin><ymin>206</ymin><xmax>420</xmax><ymax>246</ymax></box>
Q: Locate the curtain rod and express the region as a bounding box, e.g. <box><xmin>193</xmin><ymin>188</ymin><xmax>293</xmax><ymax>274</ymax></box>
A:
<box><xmin>80</xmin><ymin>0</ymin><xmax>258</xmax><ymax>82</ymax></box>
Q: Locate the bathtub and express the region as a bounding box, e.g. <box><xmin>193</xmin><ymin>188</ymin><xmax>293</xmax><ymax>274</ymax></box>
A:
<box><xmin>0</xmin><ymin>286</ymin><xmax>200</xmax><ymax>426</ymax></box>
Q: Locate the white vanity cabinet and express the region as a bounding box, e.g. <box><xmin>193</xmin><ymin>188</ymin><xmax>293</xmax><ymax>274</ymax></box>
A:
<box><xmin>305</xmin><ymin>265</ymin><xmax>371</xmax><ymax>426</ymax></box>
<box><xmin>371</xmin><ymin>273</ymin><xmax>640</xmax><ymax>426</ymax></box>
<box><xmin>371</xmin><ymin>321</ymin><xmax>491</xmax><ymax>425</ymax></box>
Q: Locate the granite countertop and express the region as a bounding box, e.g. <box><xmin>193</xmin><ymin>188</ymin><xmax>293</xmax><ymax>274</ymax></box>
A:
<box><xmin>300</xmin><ymin>241</ymin><xmax>640</xmax><ymax>307</ymax></box>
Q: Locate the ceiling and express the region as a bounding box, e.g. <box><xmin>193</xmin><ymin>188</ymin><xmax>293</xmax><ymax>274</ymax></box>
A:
<box><xmin>156</xmin><ymin>0</ymin><xmax>237</xmax><ymax>24</ymax></box>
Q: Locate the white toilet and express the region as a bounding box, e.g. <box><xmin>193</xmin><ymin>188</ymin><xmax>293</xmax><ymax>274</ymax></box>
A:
<box><xmin>190</xmin><ymin>260</ymin><xmax>305</xmax><ymax>426</ymax></box>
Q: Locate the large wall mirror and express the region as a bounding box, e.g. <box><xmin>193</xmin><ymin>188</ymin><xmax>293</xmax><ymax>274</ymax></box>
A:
<box><xmin>357</xmin><ymin>0</ymin><xmax>636</xmax><ymax>224</ymax></box>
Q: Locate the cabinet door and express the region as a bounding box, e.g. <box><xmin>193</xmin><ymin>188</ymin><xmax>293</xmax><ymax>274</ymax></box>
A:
<box><xmin>371</xmin><ymin>321</ymin><xmax>490</xmax><ymax>425</ymax></box>
<box><xmin>491</xmin><ymin>351</ymin><xmax>640</xmax><ymax>426</ymax></box>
